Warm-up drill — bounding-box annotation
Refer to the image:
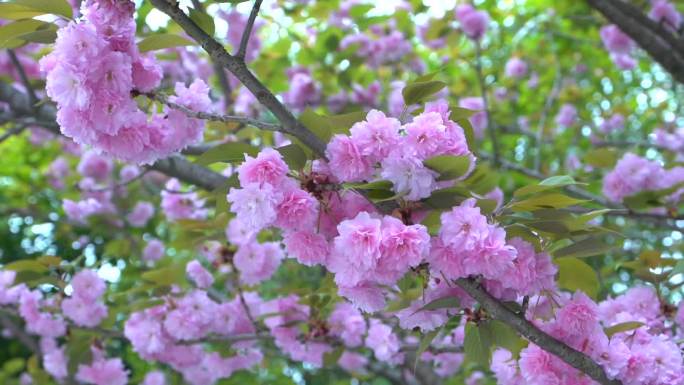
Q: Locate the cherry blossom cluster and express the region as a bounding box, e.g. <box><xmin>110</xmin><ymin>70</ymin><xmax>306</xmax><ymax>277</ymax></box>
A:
<box><xmin>340</xmin><ymin>27</ymin><xmax>413</xmax><ymax>68</ymax></box>
<box><xmin>455</xmin><ymin>4</ymin><xmax>490</xmax><ymax>41</ymax></box>
<box><xmin>327</xmin><ymin>100</ymin><xmax>473</xmax><ymax>199</ymax></box>
<box><xmin>653</xmin><ymin>126</ymin><xmax>684</xmax><ymax>155</ymax></box>
<box><xmin>493</xmin><ymin>286</ymin><xmax>684</xmax><ymax>385</ymax></box>
<box><xmin>649</xmin><ymin>0</ymin><xmax>682</xmax><ymax>32</ymax></box>
<box><xmin>59</xmin><ymin>150</ymin><xmax>160</xmax><ymax>228</ymax></box>
<box><xmin>123</xmin><ymin>289</ymin><xmax>264</xmax><ymax>385</ymax></box>
<box><xmin>602</xmin><ymin>152</ymin><xmax>684</xmax><ymax>204</ymax></box>
<box><xmin>458</xmin><ymin>96</ymin><xmax>487</xmax><ymax>138</ymax></box>
<box><xmin>161</xmin><ymin>179</ymin><xmax>208</xmax><ymax>222</ymax></box>
<box><xmin>599</xmin><ymin>24</ymin><xmax>637</xmax><ymax>70</ymax></box>
<box><xmin>555</xmin><ymin>103</ymin><xmax>578</xmax><ymax>129</ymax></box>
<box><xmin>598</xmin><ymin>113</ymin><xmax>625</xmax><ymax>134</ymax></box>
<box><xmin>41</xmin><ymin>0</ymin><xmax>211</xmax><ymax>164</ymax></box>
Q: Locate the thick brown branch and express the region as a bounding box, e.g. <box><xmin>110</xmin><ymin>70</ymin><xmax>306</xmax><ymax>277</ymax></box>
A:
<box><xmin>150</xmin><ymin>154</ymin><xmax>227</xmax><ymax>191</ymax></box>
<box><xmin>455</xmin><ymin>277</ymin><xmax>622</xmax><ymax>385</ymax></box>
<box><xmin>586</xmin><ymin>0</ymin><xmax>684</xmax><ymax>84</ymax></box>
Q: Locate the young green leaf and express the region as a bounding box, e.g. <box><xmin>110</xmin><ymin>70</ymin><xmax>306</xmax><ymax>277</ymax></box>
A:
<box><xmin>556</xmin><ymin>257</ymin><xmax>600</xmax><ymax>299</ymax></box>
<box><xmin>604</xmin><ymin>321</ymin><xmax>644</xmax><ymax>338</ymax></box>
<box><xmin>423</xmin><ymin>155</ymin><xmax>471</xmax><ymax>181</ymax></box>
<box><xmin>553</xmin><ymin>236</ymin><xmax>615</xmax><ymax>259</ymax></box>
<box><xmin>464</xmin><ymin>322</ymin><xmax>493</xmax><ymax>367</ymax></box>
<box><xmin>402</xmin><ymin>80</ymin><xmax>446</xmax><ymax>105</ymax></box>
<box><xmin>138</xmin><ymin>33</ymin><xmax>195</xmax><ymax>52</ymax></box>
<box><xmin>194</xmin><ymin>142</ymin><xmax>259</xmax><ymax>166</ymax></box>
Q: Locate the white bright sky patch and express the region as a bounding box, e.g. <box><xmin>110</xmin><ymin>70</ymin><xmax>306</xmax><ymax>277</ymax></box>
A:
<box><xmin>98</xmin><ymin>263</ymin><xmax>121</xmax><ymax>283</ymax></box>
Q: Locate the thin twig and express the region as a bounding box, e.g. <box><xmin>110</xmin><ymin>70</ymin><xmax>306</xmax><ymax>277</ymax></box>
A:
<box><xmin>138</xmin><ymin>91</ymin><xmax>281</xmax><ymax>132</ymax></box>
<box><xmin>534</xmin><ymin>36</ymin><xmax>562</xmax><ymax>172</ymax></box>
<box><xmin>236</xmin><ymin>0</ymin><xmax>263</xmax><ymax>61</ymax></box>
<box><xmin>0</xmin><ymin>125</ymin><xmax>26</xmax><ymax>143</ymax></box>
<box><xmin>0</xmin><ymin>312</ymin><xmax>40</xmax><ymax>355</ymax></box>
<box><xmin>474</xmin><ymin>41</ymin><xmax>499</xmax><ymax>166</ymax></box>
<box><xmin>79</xmin><ymin>169</ymin><xmax>150</xmax><ymax>192</ymax></box>
<box><xmin>7</xmin><ymin>49</ymin><xmax>38</xmax><ymax>107</ymax></box>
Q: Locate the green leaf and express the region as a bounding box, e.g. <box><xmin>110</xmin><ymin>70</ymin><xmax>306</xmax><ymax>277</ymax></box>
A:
<box><xmin>194</xmin><ymin>142</ymin><xmax>259</xmax><ymax>166</ymax></box>
<box><xmin>138</xmin><ymin>33</ymin><xmax>195</xmax><ymax>52</ymax></box>
<box><xmin>604</xmin><ymin>321</ymin><xmax>644</xmax><ymax>338</ymax></box>
<box><xmin>214</xmin><ymin>174</ymin><xmax>238</xmax><ymax>215</ymax></box>
<box><xmin>505</xmin><ymin>224</ymin><xmax>542</xmax><ymax>251</ymax></box>
<box><xmin>36</xmin><ymin>256</ymin><xmax>61</xmax><ymax>267</ymax></box>
<box><xmin>488</xmin><ymin>320</ymin><xmax>527</xmax><ymax>357</ymax></box>
<box><xmin>0</xmin><ymin>4</ymin><xmax>45</xmax><ymax>20</ymax></box>
<box><xmin>189</xmin><ymin>8</ymin><xmax>215</xmax><ymax>37</ymax></box>
<box><xmin>345</xmin><ymin>179</ymin><xmax>393</xmax><ymax>190</ymax></box>
<box><xmin>463</xmin><ymin>164</ymin><xmax>499</xmax><ymax>195</ymax></box>
<box><xmin>349</xmin><ymin>4</ymin><xmax>374</xmax><ymax>18</ymax></box>
<box><xmin>511</xmin><ymin>193</ymin><xmax>587</xmax><ymax>211</ymax></box>
<box><xmin>141</xmin><ymin>263</ymin><xmax>186</xmax><ymax>286</ymax></box>
<box><xmin>365</xmin><ymin>188</ymin><xmax>399</xmax><ymax>202</ymax></box>
<box><xmin>412</xmin><ymin>295</ymin><xmax>460</xmax><ymax>314</ymax></box>
<box><xmin>520</xmin><ymin>219</ymin><xmax>569</xmax><ymax>235</ymax></box>
<box><xmin>553</xmin><ymin>236</ymin><xmax>614</xmax><ymax>259</ymax></box>
<box><xmin>3</xmin><ymin>358</ymin><xmax>25</xmax><ymax>375</ymax></box>
<box><xmin>14</xmin><ymin>0</ymin><xmax>72</xmax><ymax>19</ymax></box>
<box><xmin>323</xmin><ymin>347</ymin><xmax>344</xmax><ymax>367</ymax></box>
<box><xmin>66</xmin><ymin>330</ymin><xmax>95</xmax><ymax>376</ymax></box>
<box><xmin>300</xmin><ymin>108</ymin><xmax>333</xmax><ymax>143</ymax></box>
<box><xmin>0</xmin><ymin>19</ymin><xmax>47</xmax><ymax>49</ymax></box>
<box><xmin>15</xmin><ymin>27</ymin><xmax>56</xmax><ymax>44</ymax></box>
<box><xmin>622</xmin><ymin>183</ymin><xmax>684</xmax><ymax>210</ymax></box>
<box><xmin>327</xmin><ymin>110</ymin><xmax>366</xmax><ymax>134</ymax></box>
<box><xmin>584</xmin><ymin>148</ymin><xmax>618</xmax><ymax>168</ymax></box>
<box><xmin>414</xmin><ymin>328</ymin><xmax>440</xmax><ymax>368</ymax></box>
<box><xmin>423</xmin><ymin>155</ymin><xmax>471</xmax><ymax>181</ymax></box>
<box><xmin>276</xmin><ymin>143</ymin><xmax>308</xmax><ymax>170</ymax></box>
<box><xmin>449</xmin><ymin>106</ymin><xmax>476</xmax><ymax>121</ymax></box>
<box><xmin>464</xmin><ymin>321</ymin><xmax>493</xmax><ymax>367</ymax></box>
<box><xmin>669</xmin><ymin>259</ymin><xmax>684</xmax><ymax>278</ymax></box>
<box><xmin>476</xmin><ymin>198</ymin><xmax>498</xmax><ymax>214</ymax></box>
<box><xmin>556</xmin><ymin>257</ymin><xmax>600</xmax><ymax>299</ymax></box>
<box><xmin>423</xmin><ymin>186</ymin><xmax>469</xmax><ymax>209</ymax></box>
<box><xmin>514</xmin><ymin>175</ymin><xmax>578</xmax><ymax>198</ymax></box>
<box><xmin>4</xmin><ymin>260</ymin><xmax>48</xmax><ymax>274</ymax></box>
<box><xmin>421</xmin><ymin>210</ymin><xmax>443</xmax><ymax>236</ymax></box>
<box><xmin>402</xmin><ymin>80</ymin><xmax>446</xmax><ymax>105</ymax></box>
<box><xmin>456</xmin><ymin>117</ymin><xmax>475</xmax><ymax>150</ymax></box>
<box><xmin>129</xmin><ymin>298</ymin><xmax>166</xmax><ymax>312</ymax></box>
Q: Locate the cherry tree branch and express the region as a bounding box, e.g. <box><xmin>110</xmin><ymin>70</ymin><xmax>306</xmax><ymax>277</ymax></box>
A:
<box><xmin>236</xmin><ymin>0</ymin><xmax>263</xmax><ymax>60</ymax></box>
<box><xmin>0</xmin><ymin>312</ymin><xmax>41</xmax><ymax>355</ymax></box>
<box><xmin>149</xmin><ymin>0</ymin><xmax>327</xmax><ymax>157</ymax></box>
<box><xmin>0</xmin><ymin>80</ymin><xmax>231</xmax><ymax>191</ymax></box>
<box><xmin>138</xmin><ymin>91</ymin><xmax>282</xmax><ymax>131</ymax></box>
<box><xmin>7</xmin><ymin>49</ymin><xmax>38</xmax><ymax>107</ymax></box>
<box><xmin>586</xmin><ymin>0</ymin><xmax>684</xmax><ymax>84</ymax></box>
<box><xmin>534</xmin><ymin>44</ymin><xmax>562</xmax><ymax>172</ymax></box>
<box><xmin>454</xmin><ymin>277</ymin><xmax>622</xmax><ymax>385</ymax></box>
<box><xmin>474</xmin><ymin>41</ymin><xmax>500</xmax><ymax>166</ymax></box>
<box><xmin>0</xmin><ymin>125</ymin><xmax>27</xmax><ymax>143</ymax></box>
<box><xmin>141</xmin><ymin>4</ymin><xmax>628</xmax><ymax>383</ymax></box>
